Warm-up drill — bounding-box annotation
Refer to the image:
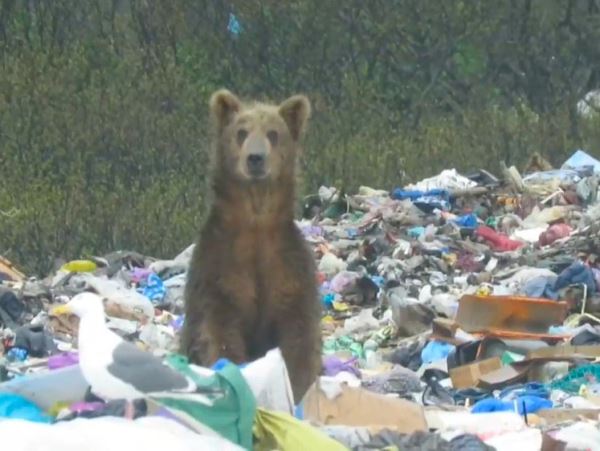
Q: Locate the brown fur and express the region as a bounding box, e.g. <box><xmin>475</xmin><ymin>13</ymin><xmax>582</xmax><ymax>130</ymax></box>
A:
<box><xmin>524</xmin><ymin>152</ymin><xmax>553</xmax><ymax>173</ymax></box>
<box><xmin>180</xmin><ymin>89</ymin><xmax>322</xmax><ymax>403</ymax></box>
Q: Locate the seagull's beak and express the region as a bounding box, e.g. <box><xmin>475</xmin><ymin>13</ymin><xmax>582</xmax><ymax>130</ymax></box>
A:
<box><xmin>50</xmin><ymin>304</ymin><xmax>72</xmax><ymax>316</ymax></box>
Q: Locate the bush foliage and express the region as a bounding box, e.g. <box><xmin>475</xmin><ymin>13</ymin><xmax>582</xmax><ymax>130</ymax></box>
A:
<box><xmin>1</xmin><ymin>1</ymin><xmax>600</xmax><ymax>275</ymax></box>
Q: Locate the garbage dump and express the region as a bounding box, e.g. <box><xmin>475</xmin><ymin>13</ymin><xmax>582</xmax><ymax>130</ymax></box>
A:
<box><xmin>2</xmin><ymin>150</ymin><xmax>600</xmax><ymax>450</ymax></box>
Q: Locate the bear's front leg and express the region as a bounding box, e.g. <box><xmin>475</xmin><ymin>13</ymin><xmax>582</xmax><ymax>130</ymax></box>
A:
<box><xmin>276</xmin><ymin>304</ymin><xmax>323</xmax><ymax>404</ymax></box>
<box><xmin>180</xmin><ymin>304</ymin><xmax>249</xmax><ymax>367</ymax></box>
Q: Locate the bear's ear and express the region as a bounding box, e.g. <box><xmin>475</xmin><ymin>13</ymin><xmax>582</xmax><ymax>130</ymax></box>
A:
<box><xmin>278</xmin><ymin>95</ymin><xmax>311</xmax><ymax>141</ymax></box>
<box><xmin>209</xmin><ymin>89</ymin><xmax>242</xmax><ymax>130</ymax></box>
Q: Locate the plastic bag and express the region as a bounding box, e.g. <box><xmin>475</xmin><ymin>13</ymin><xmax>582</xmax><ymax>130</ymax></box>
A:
<box><xmin>68</xmin><ymin>273</ymin><xmax>155</xmax><ymax>321</ymax></box>
<box><xmin>403</xmin><ymin>169</ymin><xmax>476</xmax><ymax>192</ymax></box>
<box><xmin>0</xmin><ymin>416</ymin><xmax>244</xmax><ymax>451</ymax></box>
<box><xmin>150</xmin><ymin>355</ymin><xmax>256</xmax><ymax>450</ymax></box>
<box><xmin>420</xmin><ymin>340</ymin><xmax>455</xmax><ymax>364</ymax></box>
<box><xmin>253</xmin><ymin>408</ymin><xmax>347</xmax><ymax>451</ymax></box>
<box><xmin>0</xmin><ymin>393</ymin><xmax>52</xmax><ymax>423</ymax></box>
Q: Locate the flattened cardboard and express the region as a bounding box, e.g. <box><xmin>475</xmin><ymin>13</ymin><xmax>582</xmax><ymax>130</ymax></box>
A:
<box><xmin>449</xmin><ymin>357</ymin><xmax>503</xmax><ymax>389</ymax></box>
<box><xmin>303</xmin><ymin>384</ymin><xmax>427</xmax><ymax>433</ymax></box>
<box><xmin>477</xmin><ymin>362</ymin><xmax>531</xmax><ymax>389</ymax></box>
<box><xmin>536</xmin><ymin>408</ymin><xmax>600</xmax><ymax>425</ymax></box>
<box><xmin>0</xmin><ymin>255</ymin><xmax>25</xmax><ymax>281</ymax></box>
<box><xmin>456</xmin><ymin>295</ymin><xmax>568</xmax><ymax>334</ymax></box>
<box><xmin>527</xmin><ymin>345</ymin><xmax>600</xmax><ymax>360</ymax></box>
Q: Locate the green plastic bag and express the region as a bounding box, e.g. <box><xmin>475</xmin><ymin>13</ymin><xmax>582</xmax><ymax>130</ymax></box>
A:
<box><xmin>253</xmin><ymin>408</ymin><xmax>348</xmax><ymax>451</ymax></box>
<box><xmin>150</xmin><ymin>354</ymin><xmax>256</xmax><ymax>450</ymax></box>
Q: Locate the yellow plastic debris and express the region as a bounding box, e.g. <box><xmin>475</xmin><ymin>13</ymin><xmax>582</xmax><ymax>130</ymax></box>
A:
<box><xmin>47</xmin><ymin>401</ymin><xmax>70</xmax><ymax>417</ymax></box>
<box><xmin>253</xmin><ymin>408</ymin><xmax>346</xmax><ymax>451</ymax></box>
<box><xmin>321</xmin><ymin>315</ymin><xmax>336</xmax><ymax>324</ymax></box>
<box><xmin>61</xmin><ymin>260</ymin><xmax>97</xmax><ymax>273</ymax></box>
<box><xmin>332</xmin><ymin>301</ymin><xmax>350</xmax><ymax>312</ymax></box>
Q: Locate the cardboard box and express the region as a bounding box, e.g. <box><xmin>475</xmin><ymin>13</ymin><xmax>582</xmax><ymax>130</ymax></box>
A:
<box><xmin>303</xmin><ymin>383</ymin><xmax>427</xmax><ymax>433</ymax></box>
<box><xmin>536</xmin><ymin>408</ymin><xmax>600</xmax><ymax>425</ymax></box>
<box><xmin>456</xmin><ymin>294</ymin><xmax>568</xmax><ymax>335</ymax></box>
<box><xmin>527</xmin><ymin>345</ymin><xmax>600</xmax><ymax>360</ymax></box>
<box><xmin>449</xmin><ymin>356</ymin><xmax>503</xmax><ymax>389</ymax></box>
<box><xmin>477</xmin><ymin>363</ymin><xmax>531</xmax><ymax>389</ymax></box>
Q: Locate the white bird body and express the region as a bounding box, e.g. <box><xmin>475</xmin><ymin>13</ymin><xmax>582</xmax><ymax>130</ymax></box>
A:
<box><xmin>77</xmin><ymin>304</ymin><xmax>146</xmax><ymax>400</ymax></box>
<box><xmin>52</xmin><ymin>292</ymin><xmax>197</xmax><ymax>404</ymax></box>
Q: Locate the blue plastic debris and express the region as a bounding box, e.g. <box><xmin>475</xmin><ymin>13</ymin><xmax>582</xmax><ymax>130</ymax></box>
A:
<box><xmin>227</xmin><ymin>13</ymin><xmax>242</xmax><ymax>36</ymax></box>
<box><xmin>0</xmin><ymin>393</ymin><xmax>52</xmax><ymax>423</ymax></box>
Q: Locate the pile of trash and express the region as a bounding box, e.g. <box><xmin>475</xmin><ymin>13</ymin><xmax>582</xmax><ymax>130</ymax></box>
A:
<box><xmin>2</xmin><ymin>149</ymin><xmax>600</xmax><ymax>450</ymax></box>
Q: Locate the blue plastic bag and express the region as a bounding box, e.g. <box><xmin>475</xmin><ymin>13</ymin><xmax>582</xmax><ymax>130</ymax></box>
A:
<box><xmin>472</xmin><ymin>395</ymin><xmax>552</xmax><ymax>415</ymax></box>
<box><xmin>453</xmin><ymin>213</ymin><xmax>478</xmax><ymax>228</ymax></box>
<box><xmin>391</xmin><ymin>188</ymin><xmax>451</xmax><ymax>213</ymax></box>
<box><xmin>0</xmin><ymin>393</ymin><xmax>52</xmax><ymax>423</ymax></box>
<box><xmin>421</xmin><ymin>340</ymin><xmax>455</xmax><ymax>364</ymax></box>
<box><xmin>227</xmin><ymin>13</ymin><xmax>242</xmax><ymax>36</ymax></box>
<box><xmin>408</xmin><ymin>226</ymin><xmax>426</xmax><ymax>238</ymax></box>
<box><xmin>137</xmin><ymin>272</ymin><xmax>167</xmax><ymax>304</ymax></box>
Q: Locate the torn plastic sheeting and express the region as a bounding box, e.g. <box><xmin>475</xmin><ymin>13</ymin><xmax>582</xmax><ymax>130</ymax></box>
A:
<box><xmin>67</xmin><ymin>273</ymin><xmax>155</xmax><ymax>321</ymax></box>
<box><xmin>424</xmin><ymin>410</ymin><xmax>526</xmax><ymax>438</ymax></box>
<box><xmin>253</xmin><ymin>408</ymin><xmax>347</xmax><ymax>451</ymax></box>
<box><xmin>403</xmin><ymin>169</ymin><xmax>477</xmax><ymax>192</ymax></box>
<box><xmin>0</xmin><ymin>392</ymin><xmax>52</xmax><ymax>423</ymax></box>
<box><xmin>0</xmin><ymin>364</ymin><xmax>89</xmax><ymax>411</ymax></box>
<box><xmin>522</xmin><ymin>169</ymin><xmax>581</xmax><ymax>185</ymax></box>
<box><xmin>456</xmin><ymin>295</ymin><xmax>568</xmax><ymax>335</ymax></box>
<box><xmin>562</xmin><ymin>149</ymin><xmax>600</xmax><ymax>174</ymax></box>
<box><xmin>0</xmin><ymin>416</ymin><xmax>245</xmax><ymax>451</ymax></box>
<box><xmin>550</xmin><ymin>421</ymin><xmax>600</xmax><ymax>450</ymax></box>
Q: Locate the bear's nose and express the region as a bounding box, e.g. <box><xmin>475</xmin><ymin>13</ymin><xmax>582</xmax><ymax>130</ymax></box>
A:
<box><xmin>247</xmin><ymin>153</ymin><xmax>265</xmax><ymax>173</ymax></box>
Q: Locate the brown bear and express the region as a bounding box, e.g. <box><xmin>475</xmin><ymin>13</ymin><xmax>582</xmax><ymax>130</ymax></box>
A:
<box><xmin>180</xmin><ymin>89</ymin><xmax>323</xmax><ymax>403</ymax></box>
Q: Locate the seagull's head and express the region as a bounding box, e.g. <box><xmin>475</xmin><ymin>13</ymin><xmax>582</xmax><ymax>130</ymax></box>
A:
<box><xmin>51</xmin><ymin>292</ymin><xmax>107</xmax><ymax>320</ymax></box>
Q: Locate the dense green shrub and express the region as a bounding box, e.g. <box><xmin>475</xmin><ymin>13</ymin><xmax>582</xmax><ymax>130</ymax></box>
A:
<box><xmin>1</xmin><ymin>1</ymin><xmax>600</xmax><ymax>275</ymax></box>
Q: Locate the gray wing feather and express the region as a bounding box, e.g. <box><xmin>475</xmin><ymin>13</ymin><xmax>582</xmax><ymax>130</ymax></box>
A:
<box><xmin>107</xmin><ymin>341</ymin><xmax>192</xmax><ymax>393</ymax></box>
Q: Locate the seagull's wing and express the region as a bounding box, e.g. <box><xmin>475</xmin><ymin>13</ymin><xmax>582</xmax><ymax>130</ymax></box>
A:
<box><xmin>106</xmin><ymin>340</ymin><xmax>195</xmax><ymax>394</ymax></box>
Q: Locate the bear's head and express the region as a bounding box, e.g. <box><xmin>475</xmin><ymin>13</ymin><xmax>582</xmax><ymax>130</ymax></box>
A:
<box><xmin>209</xmin><ymin>89</ymin><xmax>311</xmax><ymax>184</ymax></box>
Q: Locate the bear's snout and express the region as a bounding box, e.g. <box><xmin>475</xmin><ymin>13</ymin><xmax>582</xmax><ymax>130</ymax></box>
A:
<box><xmin>247</xmin><ymin>153</ymin><xmax>266</xmax><ymax>176</ymax></box>
<box><xmin>241</xmin><ymin>132</ymin><xmax>271</xmax><ymax>179</ymax></box>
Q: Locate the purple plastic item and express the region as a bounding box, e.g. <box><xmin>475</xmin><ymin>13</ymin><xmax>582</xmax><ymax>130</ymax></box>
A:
<box><xmin>68</xmin><ymin>401</ymin><xmax>105</xmax><ymax>413</ymax></box>
<box><xmin>300</xmin><ymin>225</ymin><xmax>323</xmax><ymax>237</ymax></box>
<box><xmin>322</xmin><ymin>355</ymin><xmax>361</xmax><ymax>378</ymax></box>
<box><xmin>48</xmin><ymin>352</ymin><xmax>79</xmax><ymax>370</ymax></box>
<box><xmin>131</xmin><ymin>268</ymin><xmax>152</xmax><ymax>283</ymax></box>
<box><xmin>330</xmin><ymin>271</ymin><xmax>359</xmax><ymax>293</ymax></box>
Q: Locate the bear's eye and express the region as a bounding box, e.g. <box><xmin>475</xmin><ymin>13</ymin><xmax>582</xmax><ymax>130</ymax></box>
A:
<box><xmin>237</xmin><ymin>129</ymin><xmax>248</xmax><ymax>146</ymax></box>
<box><xmin>267</xmin><ymin>130</ymin><xmax>278</xmax><ymax>146</ymax></box>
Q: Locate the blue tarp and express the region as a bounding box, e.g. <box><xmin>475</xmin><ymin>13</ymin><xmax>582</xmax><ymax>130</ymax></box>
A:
<box><xmin>562</xmin><ymin>149</ymin><xmax>600</xmax><ymax>174</ymax></box>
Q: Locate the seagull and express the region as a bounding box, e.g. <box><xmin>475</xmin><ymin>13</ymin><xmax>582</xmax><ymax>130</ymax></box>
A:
<box><xmin>50</xmin><ymin>292</ymin><xmax>199</xmax><ymax>419</ymax></box>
